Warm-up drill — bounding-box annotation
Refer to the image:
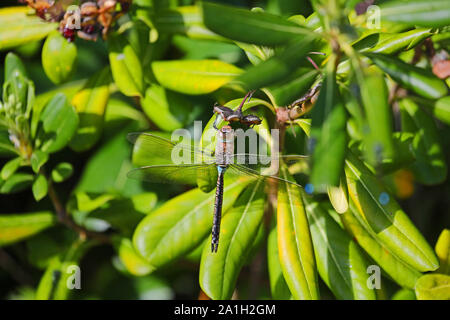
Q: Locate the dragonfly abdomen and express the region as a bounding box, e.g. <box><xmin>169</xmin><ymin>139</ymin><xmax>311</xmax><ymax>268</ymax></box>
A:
<box><xmin>212</xmin><ymin>166</ymin><xmax>226</xmax><ymax>253</ymax></box>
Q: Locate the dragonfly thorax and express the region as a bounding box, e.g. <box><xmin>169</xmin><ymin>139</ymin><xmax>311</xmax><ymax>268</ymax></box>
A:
<box><xmin>215</xmin><ymin>125</ymin><xmax>234</xmax><ymax>166</ymax></box>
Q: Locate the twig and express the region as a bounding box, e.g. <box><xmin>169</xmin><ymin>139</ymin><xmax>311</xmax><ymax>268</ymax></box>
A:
<box><xmin>46</xmin><ymin>179</ymin><xmax>110</xmax><ymax>244</ymax></box>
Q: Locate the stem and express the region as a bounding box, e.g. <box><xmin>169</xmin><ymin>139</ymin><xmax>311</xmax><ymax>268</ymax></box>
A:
<box><xmin>46</xmin><ymin>176</ymin><xmax>110</xmax><ymax>244</ymax></box>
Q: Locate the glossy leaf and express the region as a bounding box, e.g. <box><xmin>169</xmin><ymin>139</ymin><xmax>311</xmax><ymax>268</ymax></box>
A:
<box><xmin>0</xmin><ymin>211</ymin><xmax>55</xmax><ymax>246</ymax></box>
<box><xmin>345</xmin><ymin>152</ymin><xmax>439</xmax><ymax>272</ymax></box>
<box><xmin>141</xmin><ymin>84</ymin><xmax>194</xmax><ymax>132</ymax></box>
<box><xmin>108</xmin><ymin>34</ymin><xmax>144</xmax><ymax>97</ymax></box>
<box><xmin>416</xmin><ymin>95</ymin><xmax>450</xmax><ymax>126</ymax></box>
<box><xmin>154</xmin><ymin>6</ymin><xmax>226</xmax><ymax>41</ymax></box>
<box><xmin>366</xmin><ymin>53</ymin><xmax>448</xmax><ymax>100</ymax></box>
<box><xmin>0</xmin><ymin>173</ymin><xmax>34</xmax><ymax>194</ymax></box>
<box><xmin>4</xmin><ymin>52</ymin><xmax>26</xmax><ymax>80</ymax></box>
<box><xmin>435</xmin><ymin>229</ymin><xmax>450</xmax><ymax>275</ymax></box>
<box><xmin>199</xmin><ymin>181</ymin><xmax>266</xmax><ymax>300</ymax></box>
<box><xmin>36</xmin><ymin>93</ymin><xmax>79</xmax><ymax>153</ymax></box>
<box><xmin>341</xmin><ymin>202</ymin><xmax>422</xmax><ymax>289</ymax></box>
<box><xmin>236</xmin><ymin>38</ymin><xmax>314</xmax><ymax>90</ymax></box>
<box><xmin>32</xmin><ymin>173</ymin><xmax>48</xmax><ymax>201</ymax></box>
<box><xmin>380</xmin><ymin>0</ymin><xmax>450</xmax><ymax>28</ymax></box>
<box><xmin>201</xmin><ymin>2</ymin><xmax>311</xmax><ymax>46</ymax></box>
<box><xmin>267</xmin><ymin>224</ymin><xmax>292</xmax><ymax>299</ymax></box>
<box><xmin>309</xmin><ymin>69</ymin><xmax>347</xmax><ymax>191</ymax></box>
<box><xmin>415</xmin><ymin>274</ymin><xmax>450</xmax><ymax>300</ymax></box>
<box><xmin>30</xmin><ymin>150</ymin><xmax>48</xmax><ymax>173</ymax></box>
<box><xmin>354</xmin><ymin>29</ymin><xmax>432</xmax><ymax>55</ymax></box>
<box><xmin>1</xmin><ymin>157</ymin><xmax>22</xmax><ymax>180</ymax></box>
<box><xmin>327</xmin><ymin>175</ymin><xmax>349</xmax><ymax>214</ymax></box>
<box><xmin>0</xmin><ymin>7</ymin><xmax>57</xmax><ymax>50</ymax></box>
<box><xmin>133</xmin><ymin>178</ymin><xmax>250</xmax><ymax>268</ymax></box>
<box><xmin>51</xmin><ymin>162</ymin><xmax>73</xmax><ymax>183</ymax></box>
<box><xmin>358</xmin><ymin>67</ymin><xmax>394</xmax><ymax>165</ymax></box>
<box><xmin>69</xmin><ymin>68</ymin><xmax>111</xmax><ymax>152</ymax></box>
<box><xmin>304</xmin><ymin>198</ymin><xmax>376</xmax><ymax>300</ymax></box>
<box><xmin>114</xmin><ymin>237</ymin><xmax>154</xmax><ymax>276</ymax></box>
<box><xmin>152</xmin><ymin>59</ymin><xmax>242</xmax><ymax>95</ymax></box>
<box><xmin>42</xmin><ymin>31</ymin><xmax>77</xmax><ymax>84</ymax></box>
<box><xmin>36</xmin><ymin>240</ymin><xmax>92</xmax><ymax>300</ymax></box>
<box><xmin>391</xmin><ymin>289</ymin><xmax>416</xmax><ymax>300</ymax></box>
<box><xmin>277</xmin><ymin>166</ymin><xmax>319</xmax><ymax>300</ymax></box>
<box><xmin>399</xmin><ymin>98</ymin><xmax>447</xmax><ymax>185</ymax></box>
<box><xmin>269</xmin><ymin>69</ymin><xmax>318</xmax><ymax>107</ymax></box>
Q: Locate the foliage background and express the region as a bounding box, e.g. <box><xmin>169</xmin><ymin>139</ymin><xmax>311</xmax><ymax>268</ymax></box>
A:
<box><xmin>0</xmin><ymin>0</ymin><xmax>449</xmax><ymax>300</ymax></box>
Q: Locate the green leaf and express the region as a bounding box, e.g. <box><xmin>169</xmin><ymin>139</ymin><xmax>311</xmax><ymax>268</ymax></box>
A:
<box><xmin>133</xmin><ymin>178</ymin><xmax>250</xmax><ymax>268</ymax></box>
<box><xmin>236</xmin><ymin>38</ymin><xmax>314</xmax><ymax>90</ymax></box>
<box><xmin>327</xmin><ymin>175</ymin><xmax>349</xmax><ymax>214</ymax></box>
<box><xmin>342</xmin><ymin>201</ymin><xmax>422</xmax><ymax>289</ymax></box>
<box><xmin>304</xmin><ymin>199</ymin><xmax>376</xmax><ymax>300</ymax></box>
<box><xmin>5</xmin><ymin>52</ymin><xmax>27</xmax><ymax>80</ymax></box>
<box><xmin>36</xmin><ymin>93</ymin><xmax>79</xmax><ymax>153</ymax></box>
<box><xmin>399</xmin><ymin>98</ymin><xmax>447</xmax><ymax>185</ymax></box>
<box><xmin>141</xmin><ymin>84</ymin><xmax>194</xmax><ymax>132</ymax></box>
<box><xmin>69</xmin><ymin>67</ymin><xmax>111</xmax><ymax>152</ymax></box>
<box><xmin>391</xmin><ymin>289</ymin><xmax>416</xmax><ymax>300</ymax></box>
<box><xmin>151</xmin><ymin>59</ymin><xmax>242</xmax><ymax>95</ymax></box>
<box><xmin>268</xmin><ymin>69</ymin><xmax>318</xmax><ymax>107</ymax></box>
<box><xmin>267</xmin><ymin>224</ymin><xmax>292</xmax><ymax>299</ymax></box>
<box><xmin>0</xmin><ymin>173</ymin><xmax>34</xmax><ymax>194</ymax></box>
<box><xmin>358</xmin><ymin>67</ymin><xmax>395</xmax><ymax>165</ymax></box>
<box><xmin>435</xmin><ymin>229</ymin><xmax>450</xmax><ymax>275</ymax></box>
<box><xmin>354</xmin><ymin>28</ymin><xmax>432</xmax><ymax>55</ymax></box>
<box><xmin>199</xmin><ymin>181</ymin><xmax>266</xmax><ymax>300</ymax></box>
<box><xmin>380</xmin><ymin>0</ymin><xmax>450</xmax><ymax>28</ymax></box>
<box><xmin>366</xmin><ymin>53</ymin><xmax>448</xmax><ymax>100</ymax></box>
<box><xmin>0</xmin><ymin>7</ymin><xmax>57</xmax><ymax>50</ymax></box>
<box><xmin>108</xmin><ymin>34</ymin><xmax>144</xmax><ymax>97</ymax></box>
<box><xmin>309</xmin><ymin>69</ymin><xmax>347</xmax><ymax>191</ymax></box>
<box><xmin>277</xmin><ymin>166</ymin><xmax>319</xmax><ymax>299</ymax></box>
<box><xmin>30</xmin><ymin>150</ymin><xmax>49</xmax><ymax>173</ymax></box>
<box><xmin>154</xmin><ymin>6</ymin><xmax>226</xmax><ymax>41</ymax></box>
<box><xmin>114</xmin><ymin>237</ymin><xmax>154</xmax><ymax>276</ymax></box>
<box><xmin>415</xmin><ymin>274</ymin><xmax>450</xmax><ymax>300</ymax></box>
<box><xmin>1</xmin><ymin>157</ymin><xmax>22</xmax><ymax>180</ymax></box>
<box><xmin>420</xmin><ymin>95</ymin><xmax>450</xmax><ymax>126</ymax></box>
<box><xmin>51</xmin><ymin>162</ymin><xmax>73</xmax><ymax>183</ymax></box>
<box><xmin>36</xmin><ymin>240</ymin><xmax>92</xmax><ymax>300</ymax></box>
<box><xmin>201</xmin><ymin>2</ymin><xmax>312</xmax><ymax>46</ymax></box>
<box><xmin>32</xmin><ymin>173</ymin><xmax>48</xmax><ymax>201</ymax></box>
<box><xmin>345</xmin><ymin>152</ymin><xmax>439</xmax><ymax>272</ymax></box>
<box><xmin>75</xmin><ymin>124</ymin><xmax>144</xmax><ymax>197</ymax></box>
<box><xmin>0</xmin><ymin>211</ymin><xmax>55</xmax><ymax>246</ymax></box>
<box><xmin>42</xmin><ymin>31</ymin><xmax>77</xmax><ymax>84</ymax></box>
<box><xmin>31</xmin><ymin>80</ymin><xmax>86</xmax><ymax>139</ymax></box>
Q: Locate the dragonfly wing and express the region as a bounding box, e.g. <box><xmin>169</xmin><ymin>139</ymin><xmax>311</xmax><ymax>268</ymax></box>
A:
<box><xmin>228</xmin><ymin>164</ymin><xmax>303</xmax><ymax>188</ymax></box>
<box><xmin>127</xmin><ymin>132</ymin><xmax>214</xmax><ymax>166</ymax></box>
<box><xmin>127</xmin><ymin>164</ymin><xmax>217</xmax><ymax>185</ymax></box>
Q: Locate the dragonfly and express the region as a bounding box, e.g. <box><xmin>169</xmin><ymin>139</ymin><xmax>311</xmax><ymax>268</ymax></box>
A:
<box><xmin>127</xmin><ymin>126</ymin><xmax>308</xmax><ymax>253</ymax></box>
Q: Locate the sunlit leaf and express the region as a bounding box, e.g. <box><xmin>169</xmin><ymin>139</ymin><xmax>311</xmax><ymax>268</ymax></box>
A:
<box><xmin>42</xmin><ymin>31</ymin><xmax>77</xmax><ymax>84</ymax></box>
<box><xmin>0</xmin><ymin>211</ymin><xmax>55</xmax><ymax>247</ymax></box>
<box><xmin>152</xmin><ymin>59</ymin><xmax>242</xmax><ymax>95</ymax></box>
<box><xmin>415</xmin><ymin>274</ymin><xmax>450</xmax><ymax>300</ymax></box>
<box><xmin>199</xmin><ymin>181</ymin><xmax>266</xmax><ymax>300</ymax></box>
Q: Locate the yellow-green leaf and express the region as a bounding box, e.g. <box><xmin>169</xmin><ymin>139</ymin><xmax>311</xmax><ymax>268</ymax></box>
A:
<box><xmin>277</xmin><ymin>166</ymin><xmax>319</xmax><ymax>300</ymax></box>
<box><xmin>151</xmin><ymin>59</ymin><xmax>242</xmax><ymax>95</ymax></box>
<box><xmin>435</xmin><ymin>229</ymin><xmax>450</xmax><ymax>275</ymax></box>
<box><xmin>42</xmin><ymin>31</ymin><xmax>77</xmax><ymax>84</ymax></box>
<box><xmin>0</xmin><ymin>211</ymin><xmax>55</xmax><ymax>247</ymax></box>
<box><xmin>345</xmin><ymin>152</ymin><xmax>439</xmax><ymax>272</ymax></box>
<box><xmin>415</xmin><ymin>274</ymin><xmax>450</xmax><ymax>300</ymax></box>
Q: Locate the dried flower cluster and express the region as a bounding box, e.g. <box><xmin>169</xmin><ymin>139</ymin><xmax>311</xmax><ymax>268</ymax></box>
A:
<box><xmin>20</xmin><ymin>0</ymin><xmax>131</xmax><ymax>41</ymax></box>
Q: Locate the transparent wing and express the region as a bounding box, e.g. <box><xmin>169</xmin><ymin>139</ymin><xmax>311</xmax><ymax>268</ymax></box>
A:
<box><xmin>128</xmin><ymin>132</ymin><xmax>215</xmax><ymax>166</ymax></box>
<box><xmin>228</xmin><ymin>162</ymin><xmax>303</xmax><ymax>188</ymax></box>
<box><xmin>127</xmin><ymin>164</ymin><xmax>217</xmax><ymax>185</ymax></box>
